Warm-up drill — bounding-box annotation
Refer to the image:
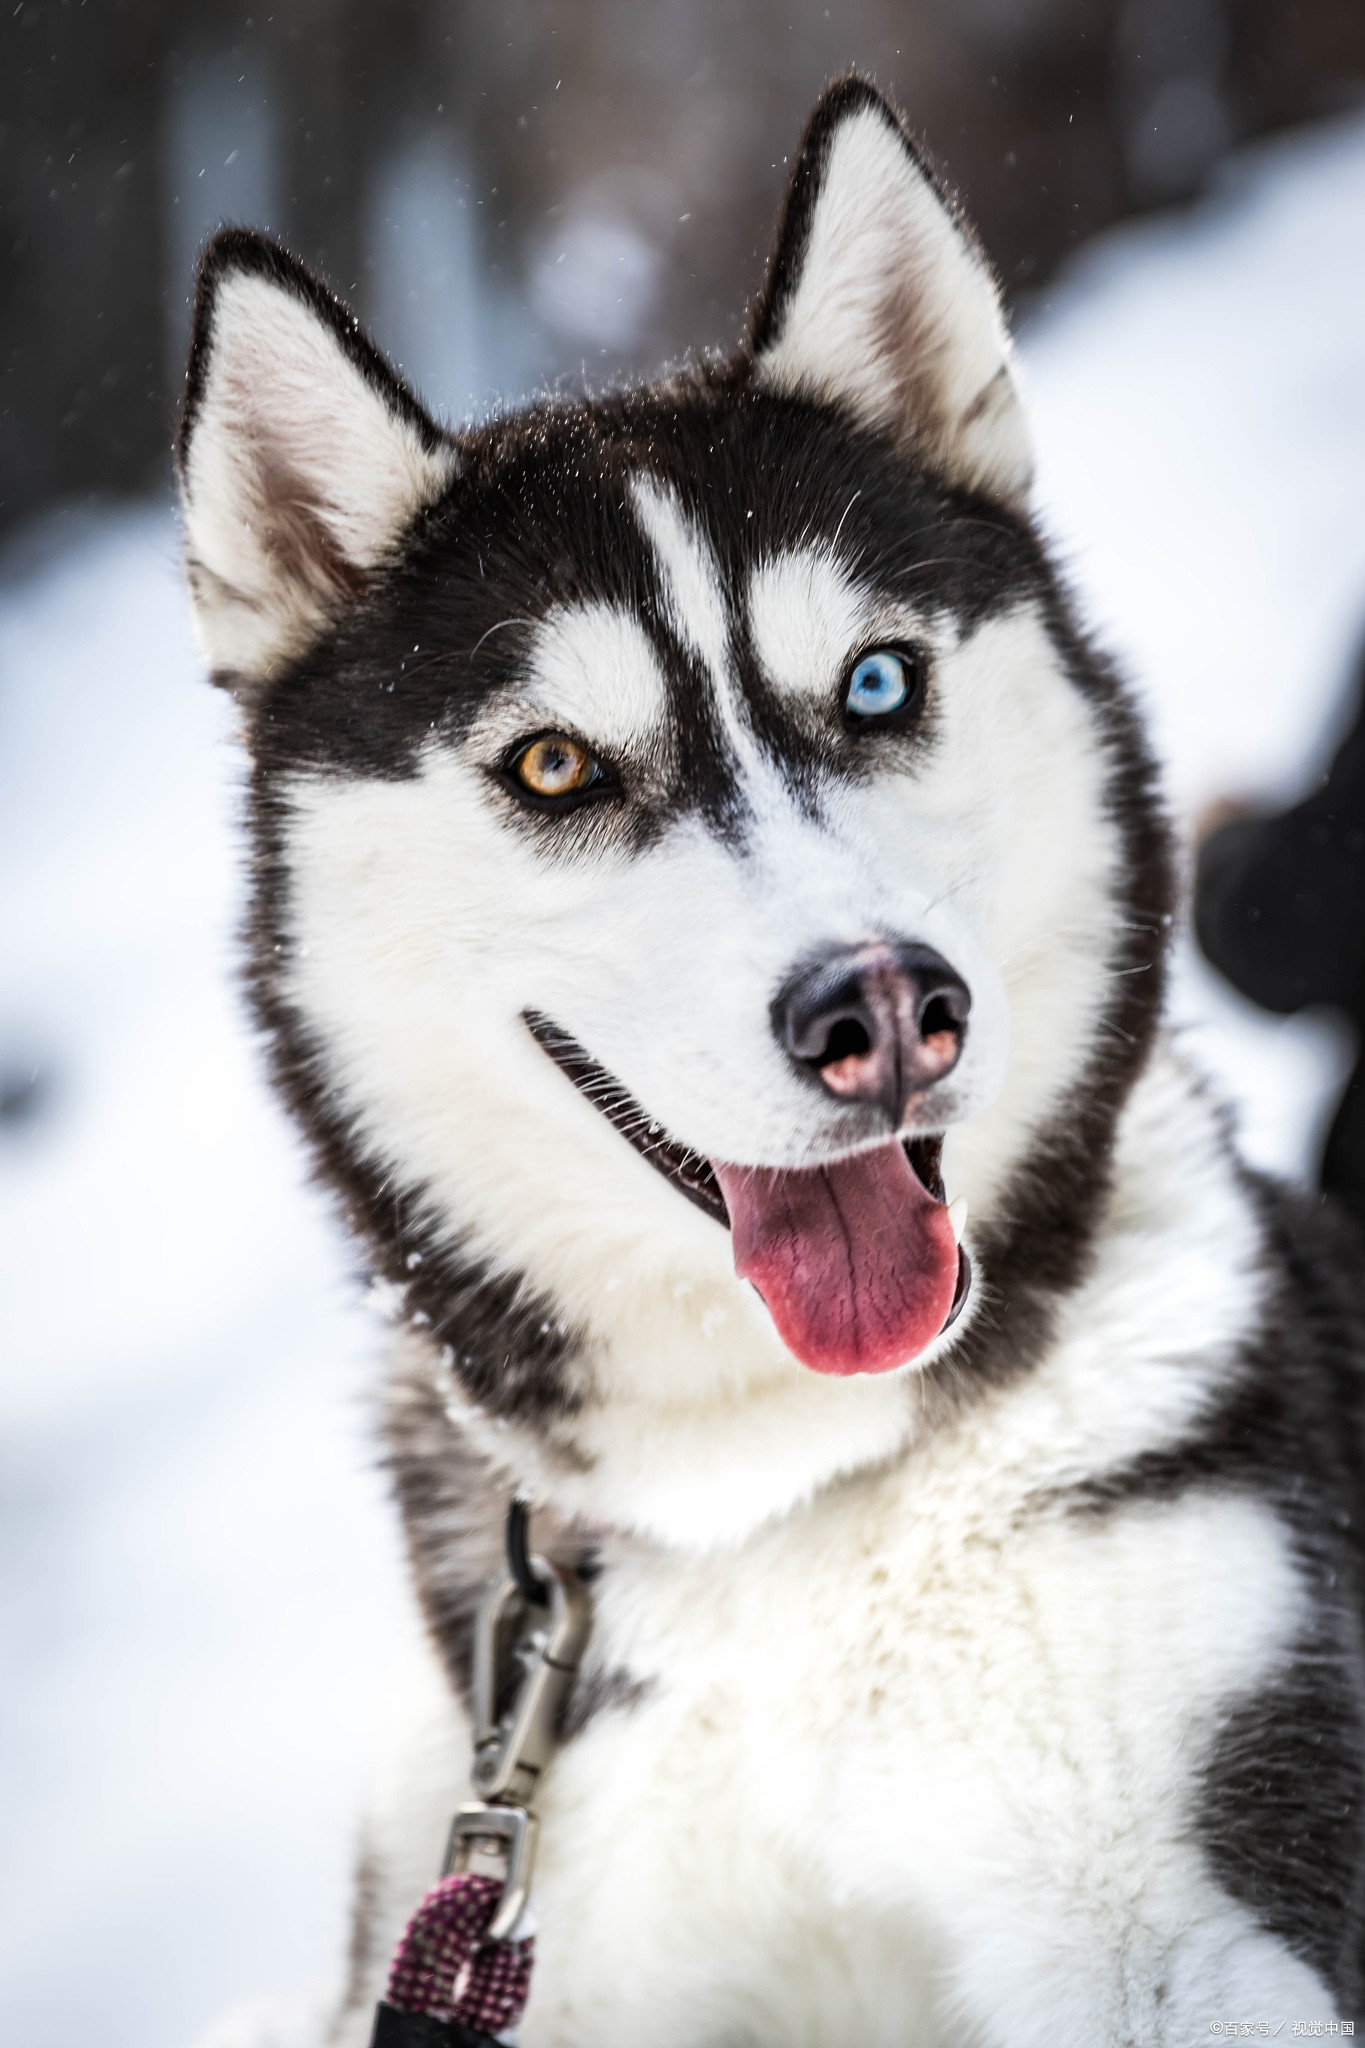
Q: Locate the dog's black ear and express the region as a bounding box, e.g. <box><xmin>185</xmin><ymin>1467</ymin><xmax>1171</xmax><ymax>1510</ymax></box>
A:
<box><xmin>749</xmin><ymin>77</ymin><xmax>1032</xmax><ymax>510</ymax></box>
<box><xmin>176</xmin><ymin>231</ymin><xmax>458</xmax><ymax>703</ymax></box>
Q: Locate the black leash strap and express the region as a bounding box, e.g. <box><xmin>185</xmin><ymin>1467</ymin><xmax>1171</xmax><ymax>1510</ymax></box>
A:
<box><xmin>370</xmin><ymin>2004</ymin><xmax>505</xmax><ymax>2047</ymax></box>
<box><xmin>370</xmin><ymin>2003</ymin><xmax>505</xmax><ymax>2048</ymax></box>
<box><xmin>505</xmin><ymin>1495</ymin><xmax>549</xmax><ymax>1606</ymax></box>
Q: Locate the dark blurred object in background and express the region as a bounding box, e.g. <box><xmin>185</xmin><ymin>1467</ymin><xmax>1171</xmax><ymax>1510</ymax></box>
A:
<box><xmin>4</xmin><ymin>0</ymin><xmax>1365</xmax><ymax>541</ymax></box>
<box><xmin>1197</xmin><ymin>638</ymin><xmax>1365</xmax><ymax>1226</ymax></box>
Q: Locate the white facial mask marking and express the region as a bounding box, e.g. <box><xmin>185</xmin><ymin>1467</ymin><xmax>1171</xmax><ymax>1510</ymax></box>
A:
<box><xmin>520</xmin><ymin>602</ymin><xmax>670</xmax><ymax>757</ymax></box>
<box><xmin>748</xmin><ymin>545</ymin><xmax>877</xmax><ymax>701</ymax></box>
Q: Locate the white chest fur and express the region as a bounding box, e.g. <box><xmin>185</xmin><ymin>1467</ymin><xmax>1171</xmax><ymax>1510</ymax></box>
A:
<box><xmin>521</xmin><ymin>1440</ymin><xmax>1309</xmax><ymax>2044</ymax></box>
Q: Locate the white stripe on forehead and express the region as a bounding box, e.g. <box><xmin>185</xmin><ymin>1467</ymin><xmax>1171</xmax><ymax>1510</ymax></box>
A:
<box><xmin>629</xmin><ymin>473</ymin><xmax>769</xmax><ymax>784</ymax></box>
<box><xmin>629</xmin><ymin>473</ymin><xmax>731</xmax><ymax>684</ymax></box>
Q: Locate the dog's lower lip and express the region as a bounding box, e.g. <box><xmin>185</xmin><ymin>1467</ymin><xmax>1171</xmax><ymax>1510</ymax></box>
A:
<box><xmin>523</xmin><ymin>1011</ymin><xmax>954</xmax><ymax>1235</ymax></box>
<box><xmin>523</xmin><ymin>1011</ymin><xmax>730</xmax><ymax>1226</ymax></box>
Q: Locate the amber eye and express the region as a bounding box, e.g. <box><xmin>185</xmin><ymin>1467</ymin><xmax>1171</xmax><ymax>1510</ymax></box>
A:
<box><xmin>512</xmin><ymin>734</ymin><xmax>599</xmax><ymax>800</ymax></box>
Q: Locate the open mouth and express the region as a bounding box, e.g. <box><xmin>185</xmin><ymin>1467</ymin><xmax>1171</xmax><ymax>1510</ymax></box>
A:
<box><xmin>524</xmin><ymin>1010</ymin><xmax>971</xmax><ymax>1375</ymax></box>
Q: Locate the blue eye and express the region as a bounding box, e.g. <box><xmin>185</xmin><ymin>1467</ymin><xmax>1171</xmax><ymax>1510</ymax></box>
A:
<box><xmin>844</xmin><ymin>648</ymin><xmax>912</xmax><ymax>721</ymax></box>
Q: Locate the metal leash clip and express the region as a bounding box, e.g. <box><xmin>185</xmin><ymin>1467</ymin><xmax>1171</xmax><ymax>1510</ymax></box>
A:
<box><xmin>443</xmin><ymin>1530</ymin><xmax>592</xmax><ymax>1942</ymax></box>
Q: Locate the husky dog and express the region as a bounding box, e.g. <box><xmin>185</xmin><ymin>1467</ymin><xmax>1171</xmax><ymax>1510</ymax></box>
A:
<box><xmin>178</xmin><ymin>76</ymin><xmax>1365</xmax><ymax>2047</ymax></box>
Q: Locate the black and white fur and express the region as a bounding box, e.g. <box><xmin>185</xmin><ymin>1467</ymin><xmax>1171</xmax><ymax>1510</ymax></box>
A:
<box><xmin>179</xmin><ymin>78</ymin><xmax>1365</xmax><ymax>2045</ymax></box>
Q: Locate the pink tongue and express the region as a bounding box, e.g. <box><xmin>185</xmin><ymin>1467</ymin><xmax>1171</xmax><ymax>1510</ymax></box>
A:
<box><xmin>712</xmin><ymin>1140</ymin><xmax>959</xmax><ymax>1376</ymax></box>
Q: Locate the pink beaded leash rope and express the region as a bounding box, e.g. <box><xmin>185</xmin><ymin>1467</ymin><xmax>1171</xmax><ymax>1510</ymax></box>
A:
<box><xmin>371</xmin><ymin>1503</ymin><xmax>592</xmax><ymax>2048</ymax></box>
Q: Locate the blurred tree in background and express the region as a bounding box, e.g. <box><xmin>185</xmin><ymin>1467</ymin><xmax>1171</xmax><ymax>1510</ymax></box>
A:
<box><xmin>3</xmin><ymin>0</ymin><xmax>1363</xmax><ymax>540</ymax></box>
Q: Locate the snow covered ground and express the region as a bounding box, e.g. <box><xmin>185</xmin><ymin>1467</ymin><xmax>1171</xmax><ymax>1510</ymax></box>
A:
<box><xmin>0</xmin><ymin>512</ymin><xmax>416</xmax><ymax>2047</ymax></box>
<box><xmin>1024</xmin><ymin>113</ymin><xmax>1365</xmax><ymax>1177</ymax></box>
<box><xmin>2</xmin><ymin>110</ymin><xmax>1364</xmax><ymax>2048</ymax></box>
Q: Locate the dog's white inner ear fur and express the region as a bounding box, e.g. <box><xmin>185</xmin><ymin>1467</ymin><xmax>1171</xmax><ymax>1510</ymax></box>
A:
<box><xmin>753</xmin><ymin>88</ymin><xmax>1032</xmax><ymax>509</ymax></box>
<box><xmin>178</xmin><ymin>254</ymin><xmax>457</xmax><ymax>694</ymax></box>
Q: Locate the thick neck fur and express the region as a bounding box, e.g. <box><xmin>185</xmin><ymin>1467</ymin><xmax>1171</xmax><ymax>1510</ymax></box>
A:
<box><xmin>383</xmin><ymin>1033</ymin><xmax>1265</xmax><ymax>1627</ymax></box>
<box><xmin>385</xmin><ymin>1040</ymin><xmax>1226</xmax><ymax>1568</ymax></box>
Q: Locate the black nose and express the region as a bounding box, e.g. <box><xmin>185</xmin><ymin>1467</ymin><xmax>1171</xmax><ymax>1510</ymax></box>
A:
<box><xmin>773</xmin><ymin>941</ymin><xmax>971</xmax><ymax>1125</ymax></box>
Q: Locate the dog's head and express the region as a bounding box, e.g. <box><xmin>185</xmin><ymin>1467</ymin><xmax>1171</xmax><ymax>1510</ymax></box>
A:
<box><xmin>178</xmin><ymin>80</ymin><xmax>1171</xmax><ymax>1437</ymax></box>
